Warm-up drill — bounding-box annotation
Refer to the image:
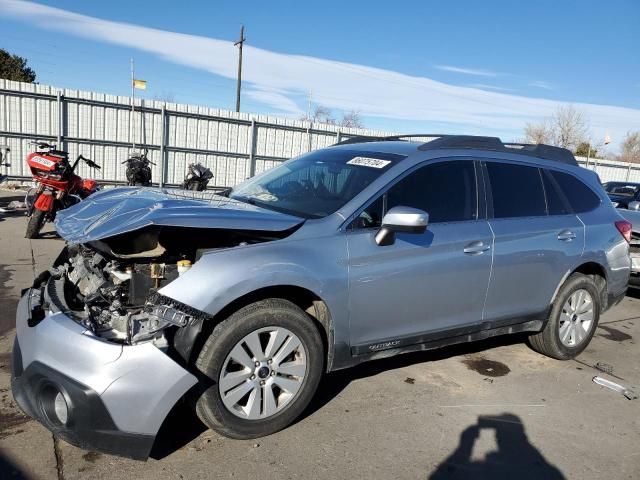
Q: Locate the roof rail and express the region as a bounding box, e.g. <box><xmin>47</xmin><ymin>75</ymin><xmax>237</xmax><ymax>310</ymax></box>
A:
<box><xmin>334</xmin><ymin>134</ymin><xmax>577</xmax><ymax>166</ymax></box>
<box><xmin>334</xmin><ymin>133</ymin><xmax>449</xmax><ymax>146</ymax></box>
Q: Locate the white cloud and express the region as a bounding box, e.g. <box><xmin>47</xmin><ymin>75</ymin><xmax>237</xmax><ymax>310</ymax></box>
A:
<box><xmin>0</xmin><ymin>0</ymin><xmax>638</xmax><ymax>149</ymax></box>
<box><xmin>529</xmin><ymin>81</ymin><xmax>555</xmax><ymax>90</ymax></box>
<box><xmin>467</xmin><ymin>83</ymin><xmax>514</xmax><ymax>92</ymax></box>
<box><xmin>435</xmin><ymin>65</ymin><xmax>499</xmax><ymax>77</ymax></box>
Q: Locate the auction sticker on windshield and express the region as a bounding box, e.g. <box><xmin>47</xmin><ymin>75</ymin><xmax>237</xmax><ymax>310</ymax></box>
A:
<box><xmin>347</xmin><ymin>157</ymin><xmax>392</xmax><ymax>169</ymax></box>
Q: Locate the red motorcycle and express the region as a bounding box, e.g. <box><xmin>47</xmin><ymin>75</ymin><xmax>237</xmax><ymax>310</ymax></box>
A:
<box><xmin>25</xmin><ymin>142</ymin><xmax>101</xmax><ymax>238</ymax></box>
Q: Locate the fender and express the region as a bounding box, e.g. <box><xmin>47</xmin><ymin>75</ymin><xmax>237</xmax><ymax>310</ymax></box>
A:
<box><xmin>158</xmin><ymin>235</ymin><xmax>351</xmax><ymax>369</ymax></box>
<box><xmin>34</xmin><ymin>192</ymin><xmax>54</xmax><ymax>212</ymax></box>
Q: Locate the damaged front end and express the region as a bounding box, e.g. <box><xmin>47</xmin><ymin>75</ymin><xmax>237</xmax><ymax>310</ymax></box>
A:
<box><xmin>44</xmin><ymin>221</ymin><xmax>297</xmax><ymax>361</ymax></box>
<box><xmin>48</xmin><ymin>243</ymin><xmax>197</xmax><ymax>348</ymax></box>
<box><xmin>45</xmin><ymin>187</ymin><xmax>304</xmax><ymax>356</ymax></box>
<box><xmin>12</xmin><ymin>187</ymin><xmax>304</xmax><ymax>459</ymax></box>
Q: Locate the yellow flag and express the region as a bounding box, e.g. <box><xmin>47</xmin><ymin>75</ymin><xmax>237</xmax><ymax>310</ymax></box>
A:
<box><xmin>133</xmin><ymin>79</ymin><xmax>147</xmax><ymax>90</ymax></box>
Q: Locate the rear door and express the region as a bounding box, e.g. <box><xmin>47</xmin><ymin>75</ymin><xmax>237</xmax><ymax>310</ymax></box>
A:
<box><xmin>482</xmin><ymin>161</ymin><xmax>584</xmax><ymax>323</ymax></box>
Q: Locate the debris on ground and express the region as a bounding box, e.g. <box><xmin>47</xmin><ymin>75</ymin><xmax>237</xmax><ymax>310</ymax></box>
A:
<box><xmin>404</xmin><ymin>377</ymin><xmax>415</xmax><ymax>384</ymax></box>
<box><xmin>595</xmin><ymin>362</ymin><xmax>614</xmax><ymax>375</ymax></box>
<box><xmin>593</xmin><ymin>376</ymin><xmax>638</xmax><ymax>400</ymax></box>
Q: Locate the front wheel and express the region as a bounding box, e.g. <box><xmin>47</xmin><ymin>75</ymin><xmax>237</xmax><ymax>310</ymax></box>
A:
<box><xmin>194</xmin><ymin>299</ymin><xmax>324</xmax><ymax>439</ymax></box>
<box><xmin>25</xmin><ymin>209</ymin><xmax>47</xmax><ymax>239</ymax></box>
<box><xmin>528</xmin><ymin>273</ymin><xmax>601</xmax><ymax>359</ymax></box>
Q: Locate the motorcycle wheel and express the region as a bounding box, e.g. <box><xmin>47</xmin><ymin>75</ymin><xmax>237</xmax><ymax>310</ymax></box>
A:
<box><xmin>25</xmin><ymin>209</ymin><xmax>47</xmax><ymax>239</ymax></box>
<box><xmin>24</xmin><ymin>187</ymin><xmax>38</xmax><ymax>214</ymax></box>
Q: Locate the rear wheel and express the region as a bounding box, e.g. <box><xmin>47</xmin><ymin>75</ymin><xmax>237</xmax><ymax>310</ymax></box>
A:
<box><xmin>528</xmin><ymin>273</ymin><xmax>601</xmax><ymax>359</ymax></box>
<box><xmin>25</xmin><ymin>208</ymin><xmax>47</xmax><ymax>239</ymax></box>
<box><xmin>194</xmin><ymin>299</ymin><xmax>324</xmax><ymax>439</ymax></box>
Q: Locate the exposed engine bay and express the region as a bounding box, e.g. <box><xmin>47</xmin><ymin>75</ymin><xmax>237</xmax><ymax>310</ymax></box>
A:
<box><xmin>40</xmin><ymin>225</ymin><xmax>294</xmax><ymax>350</ymax></box>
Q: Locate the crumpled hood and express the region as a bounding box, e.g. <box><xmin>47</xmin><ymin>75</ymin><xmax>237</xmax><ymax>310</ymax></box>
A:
<box><xmin>55</xmin><ymin>187</ymin><xmax>304</xmax><ymax>243</ymax></box>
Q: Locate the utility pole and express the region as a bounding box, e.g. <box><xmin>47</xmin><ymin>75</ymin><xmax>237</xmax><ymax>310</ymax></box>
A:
<box><xmin>130</xmin><ymin>58</ymin><xmax>136</xmax><ymax>148</ymax></box>
<box><xmin>234</xmin><ymin>25</ymin><xmax>246</xmax><ymax>112</ymax></box>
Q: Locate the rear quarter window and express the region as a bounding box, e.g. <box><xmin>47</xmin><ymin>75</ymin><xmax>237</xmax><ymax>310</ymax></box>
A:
<box><xmin>550</xmin><ymin>170</ymin><xmax>601</xmax><ymax>213</ymax></box>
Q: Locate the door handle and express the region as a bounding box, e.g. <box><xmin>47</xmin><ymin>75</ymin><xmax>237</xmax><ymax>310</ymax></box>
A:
<box><xmin>557</xmin><ymin>230</ymin><xmax>576</xmax><ymax>242</ymax></box>
<box><xmin>463</xmin><ymin>241</ymin><xmax>491</xmax><ymax>255</ymax></box>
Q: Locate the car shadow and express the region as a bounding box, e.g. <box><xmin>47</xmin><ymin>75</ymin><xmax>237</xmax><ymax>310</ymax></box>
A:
<box><xmin>429</xmin><ymin>413</ymin><xmax>565</xmax><ymax>479</ymax></box>
<box><xmin>150</xmin><ymin>333</ymin><xmax>531</xmax><ymax>459</ymax></box>
<box><xmin>303</xmin><ymin>333</ymin><xmax>529</xmax><ymax>420</ymax></box>
<box><xmin>150</xmin><ymin>399</ymin><xmax>207</xmax><ymax>460</ymax></box>
<box><xmin>625</xmin><ymin>286</ymin><xmax>640</xmax><ymax>300</ymax></box>
<box><xmin>0</xmin><ymin>452</ymin><xmax>30</xmax><ymax>479</ymax></box>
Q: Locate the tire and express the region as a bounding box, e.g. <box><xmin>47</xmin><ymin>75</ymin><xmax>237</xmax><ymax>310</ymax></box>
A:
<box><xmin>528</xmin><ymin>273</ymin><xmax>601</xmax><ymax>360</ymax></box>
<box><xmin>25</xmin><ymin>209</ymin><xmax>47</xmax><ymax>239</ymax></box>
<box><xmin>194</xmin><ymin>299</ymin><xmax>324</xmax><ymax>439</ymax></box>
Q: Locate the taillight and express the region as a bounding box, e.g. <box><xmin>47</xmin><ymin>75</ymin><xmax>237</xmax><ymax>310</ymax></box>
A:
<box><xmin>615</xmin><ymin>220</ymin><xmax>632</xmax><ymax>243</ymax></box>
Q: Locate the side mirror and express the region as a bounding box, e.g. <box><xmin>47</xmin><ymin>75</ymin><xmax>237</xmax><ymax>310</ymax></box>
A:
<box><xmin>375</xmin><ymin>206</ymin><xmax>428</xmax><ymax>246</ymax></box>
<box><xmin>628</xmin><ymin>201</ymin><xmax>640</xmax><ymax>211</ymax></box>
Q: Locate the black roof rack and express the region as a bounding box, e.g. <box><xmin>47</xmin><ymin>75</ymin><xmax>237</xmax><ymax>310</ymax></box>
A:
<box><xmin>334</xmin><ymin>134</ymin><xmax>578</xmax><ymax>166</ymax></box>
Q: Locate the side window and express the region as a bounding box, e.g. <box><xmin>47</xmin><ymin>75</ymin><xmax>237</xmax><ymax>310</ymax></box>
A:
<box><xmin>352</xmin><ymin>160</ymin><xmax>477</xmax><ymax>228</ymax></box>
<box><xmin>354</xmin><ymin>195</ymin><xmax>384</xmax><ymax>229</ymax></box>
<box><xmin>542</xmin><ymin>170</ymin><xmax>572</xmax><ymax>215</ymax></box>
<box><xmin>550</xmin><ymin>170</ymin><xmax>601</xmax><ymax>213</ymax></box>
<box><xmin>486</xmin><ymin>162</ymin><xmax>546</xmax><ymax>218</ymax></box>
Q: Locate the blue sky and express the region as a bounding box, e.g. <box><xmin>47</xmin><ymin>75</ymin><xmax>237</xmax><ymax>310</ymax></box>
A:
<box><xmin>1</xmin><ymin>0</ymin><xmax>639</xmax><ymax>148</ymax></box>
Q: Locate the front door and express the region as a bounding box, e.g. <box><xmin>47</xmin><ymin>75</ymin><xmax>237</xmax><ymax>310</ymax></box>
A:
<box><xmin>346</xmin><ymin>160</ymin><xmax>493</xmax><ymax>353</ymax></box>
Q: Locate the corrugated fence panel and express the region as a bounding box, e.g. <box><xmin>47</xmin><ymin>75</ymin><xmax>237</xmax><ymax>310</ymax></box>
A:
<box><xmin>5</xmin><ymin>79</ymin><xmax>640</xmax><ymax>188</ymax></box>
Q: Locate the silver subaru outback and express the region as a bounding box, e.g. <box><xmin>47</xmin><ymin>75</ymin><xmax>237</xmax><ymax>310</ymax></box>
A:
<box><xmin>12</xmin><ymin>135</ymin><xmax>631</xmax><ymax>459</ymax></box>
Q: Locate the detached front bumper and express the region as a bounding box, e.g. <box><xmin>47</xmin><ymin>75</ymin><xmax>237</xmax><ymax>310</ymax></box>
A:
<box><xmin>11</xmin><ymin>289</ymin><xmax>198</xmax><ymax>460</ymax></box>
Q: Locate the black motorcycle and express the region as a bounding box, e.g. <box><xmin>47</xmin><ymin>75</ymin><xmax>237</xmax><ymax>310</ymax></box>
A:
<box><xmin>181</xmin><ymin>163</ymin><xmax>214</xmax><ymax>191</ymax></box>
<box><xmin>0</xmin><ymin>145</ymin><xmax>9</xmax><ymax>184</ymax></box>
<box><xmin>123</xmin><ymin>149</ymin><xmax>154</xmax><ymax>186</ymax></box>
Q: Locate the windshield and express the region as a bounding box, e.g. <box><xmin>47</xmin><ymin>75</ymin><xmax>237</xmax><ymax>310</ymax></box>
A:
<box><xmin>231</xmin><ymin>149</ymin><xmax>405</xmax><ymax>218</ymax></box>
<box><xmin>603</xmin><ymin>182</ymin><xmax>640</xmax><ymax>196</ymax></box>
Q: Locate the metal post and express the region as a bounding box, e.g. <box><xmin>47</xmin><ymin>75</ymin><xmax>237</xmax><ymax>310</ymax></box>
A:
<box><xmin>56</xmin><ymin>91</ymin><xmax>63</xmax><ymax>148</ymax></box>
<box><xmin>336</xmin><ymin>130</ymin><xmax>342</xmax><ymax>144</ymax></box>
<box><xmin>307</xmin><ymin>123</ymin><xmax>312</xmax><ymax>152</ymax></box>
<box><xmin>248</xmin><ymin>118</ymin><xmax>257</xmax><ymax>178</ymax></box>
<box><xmin>159</xmin><ymin>105</ymin><xmax>167</xmax><ymax>187</ymax></box>
<box><xmin>130</xmin><ymin>58</ymin><xmax>136</xmax><ymax>149</ymax></box>
<box><xmin>585</xmin><ymin>145</ymin><xmax>591</xmax><ymax>168</ymax></box>
<box><xmin>626</xmin><ymin>162</ymin><xmax>632</xmax><ymax>181</ymax></box>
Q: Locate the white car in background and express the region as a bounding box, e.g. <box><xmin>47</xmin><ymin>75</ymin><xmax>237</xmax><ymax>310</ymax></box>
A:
<box><xmin>619</xmin><ymin>208</ymin><xmax>640</xmax><ymax>286</ymax></box>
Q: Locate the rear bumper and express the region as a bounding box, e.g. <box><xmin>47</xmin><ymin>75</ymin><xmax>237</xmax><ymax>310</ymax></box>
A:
<box><xmin>11</xmin><ymin>289</ymin><xmax>198</xmax><ymax>459</ymax></box>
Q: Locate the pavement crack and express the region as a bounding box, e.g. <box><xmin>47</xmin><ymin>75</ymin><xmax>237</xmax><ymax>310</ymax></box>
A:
<box><xmin>53</xmin><ymin>434</ymin><xmax>65</xmax><ymax>480</ymax></box>
<box><xmin>29</xmin><ymin>239</ymin><xmax>36</xmax><ymax>278</ymax></box>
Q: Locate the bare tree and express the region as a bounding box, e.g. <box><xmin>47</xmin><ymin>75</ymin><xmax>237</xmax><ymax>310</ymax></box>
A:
<box><xmin>152</xmin><ymin>91</ymin><xmax>176</xmax><ymax>103</ymax></box>
<box><xmin>301</xmin><ymin>105</ymin><xmax>336</xmax><ymax>124</ymax></box>
<box><xmin>523</xmin><ymin>122</ymin><xmax>551</xmax><ymax>145</ymax></box>
<box><xmin>301</xmin><ymin>105</ymin><xmax>364</xmax><ymax>128</ymax></box>
<box><xmin>550</xmin><ymin>105</ymin><xmax>588</xmax><ymax>150</ymax></box>
<box><xmin>523</xmin><ymin>105</ymin><xmax>589</xmax><ymax>151</ymax></box>
<box><xmin>340</xmin><ymin>110</ymin><xmax>363</xmax><ymax>129</ymax></box>
<box><xmin>619</xmin><ymin>131</ymin><xmax>640</xmax><ymax>164</ymax></box>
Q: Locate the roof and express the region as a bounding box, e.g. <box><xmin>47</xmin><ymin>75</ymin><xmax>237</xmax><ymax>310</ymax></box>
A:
<box><xmin>333</xmin><ymin>134</ymin><xmax>578</xmax><ymax>166</ymax></box>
